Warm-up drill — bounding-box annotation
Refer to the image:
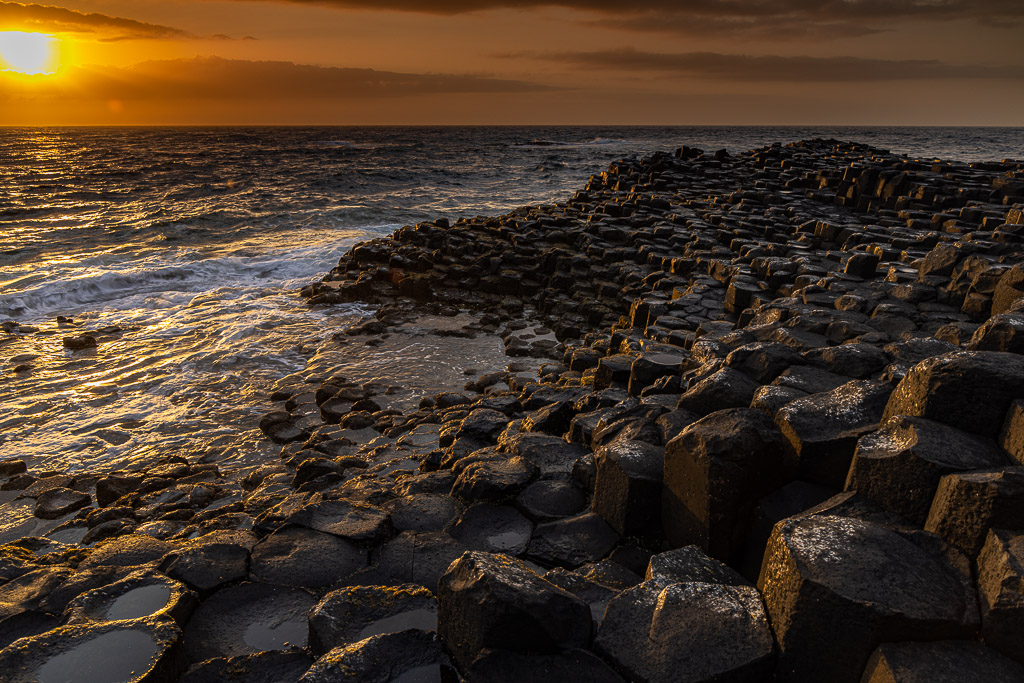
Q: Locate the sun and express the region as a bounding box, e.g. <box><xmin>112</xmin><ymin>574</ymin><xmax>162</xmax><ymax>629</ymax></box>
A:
<box><xmin>0</xmin><ymin>31</ymin><xmax>58</xmax><ymax>75</ymax></box>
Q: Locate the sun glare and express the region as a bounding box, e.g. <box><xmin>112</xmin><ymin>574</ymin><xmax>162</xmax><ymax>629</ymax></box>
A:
<box><xmin>0</xmin><ymin>31</ymin><xmax>58</xmax><ymax>75</ymax></box>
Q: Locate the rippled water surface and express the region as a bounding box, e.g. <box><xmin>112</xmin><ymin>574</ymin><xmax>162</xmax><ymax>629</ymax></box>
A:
<box><xmin>2</xmin><ymin>126</ymin><xmax>1022</xmax><ymax>474</ymax></box>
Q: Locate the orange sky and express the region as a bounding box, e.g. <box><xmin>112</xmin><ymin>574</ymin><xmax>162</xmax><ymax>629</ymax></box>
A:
<box><xmin>1</xmin><ymin>0</ymin><xmax>1023</xmax><ymax>125</ymax></box>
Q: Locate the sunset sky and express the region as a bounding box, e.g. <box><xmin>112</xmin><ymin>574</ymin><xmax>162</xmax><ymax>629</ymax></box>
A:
<box><xmin>1</xmin><ymin>0</ymin><xmax>1023</xmax><ymax>125</ymax></box>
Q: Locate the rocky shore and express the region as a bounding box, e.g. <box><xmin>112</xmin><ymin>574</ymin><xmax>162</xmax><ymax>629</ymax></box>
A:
<box><xmin>2</xmin><ymin>139</ymin><xmax>1024</xmax><ymax>682</ymax></box>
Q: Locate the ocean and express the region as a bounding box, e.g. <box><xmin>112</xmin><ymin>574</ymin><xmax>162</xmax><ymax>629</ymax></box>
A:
<box><xmin>1</xmin><ymin>126</ymin><xmax>1022</xmax><ymax>474</ymax></box>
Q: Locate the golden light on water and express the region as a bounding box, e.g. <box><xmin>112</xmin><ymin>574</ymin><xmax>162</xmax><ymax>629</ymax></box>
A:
<box><xmin>0</xmin><ymin>31</ymin><xmax>59</xmax><ymax>75</ymax></box>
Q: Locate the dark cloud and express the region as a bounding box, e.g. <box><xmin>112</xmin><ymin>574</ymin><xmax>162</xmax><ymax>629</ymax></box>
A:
<box><xmin>539</xmin><ymin>48</ymin><xmax>1024</xmax><ymax>82</ymax></box>
<box><xmin>0</xmin><ymin>2</ymin><xmax>240</xmax><ymax>41</ymax></box>
<box><xmin>253</xmin><ymin>0</ymin><xmax>1024</xmax><ymax>21</ymax></box>
<box><xmin>1</xmin><ymin>56</ymin><xmax>549</xmax><ymax>99</ymax></box>
<box><xmin>251</xmin><ymin>0</ymin><xmax>1024</xmax><ymax>39</ymax></box>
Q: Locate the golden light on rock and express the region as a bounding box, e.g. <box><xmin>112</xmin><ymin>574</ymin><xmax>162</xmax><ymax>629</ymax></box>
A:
<box><xmin>0</xmin><ymin>31</ymin><xmax>59</xmax><ymax>75</ymax></box>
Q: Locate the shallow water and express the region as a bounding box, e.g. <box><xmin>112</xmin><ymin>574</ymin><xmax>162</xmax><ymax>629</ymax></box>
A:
<box><xmin>2</xmin><ymin>126</ymin><xmax>1021</xmax><ymax>475</ymax></box>
<box><xmin>36</xmin><ymin>629</ymin><xmax>158</xmax><ymax>683</ymax></box>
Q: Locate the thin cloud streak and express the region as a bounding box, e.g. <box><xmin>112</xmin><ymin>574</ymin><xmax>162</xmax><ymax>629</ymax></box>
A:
<box><xmin>1</xmin><ymin>56</ymin><xmax>552</xmax><ymax>99</ymax></box>
<box><xmin>536</xmin><ymin>49</ymin><xmax>1024</xmax><ymax>82</ymax></box>
<box><xmin>0</xmin><ymin>2</ymin><xmax>244</xmax><ymax>41</ymax></box>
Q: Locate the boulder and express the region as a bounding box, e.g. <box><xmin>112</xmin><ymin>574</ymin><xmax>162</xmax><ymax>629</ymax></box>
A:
<box><xmin>183</xmin><ymin>582</ymin><xmax>316</xmax><ymax>662</ymax></box>
<box><xmin>992</xmin><ymin>263</ymin><xmax>1024</xmax><ymax>315</ymax></box>
<box><xmin>250</xmin><ymin>527</ymin><xmax>367</xmax><ymax>588</ymax></box>
<box><xmin>926</xmin><ymin>467</ymin><xmax>1024</xmax><ymax>557</ymax></box>
<box><xmin>676</xmin><ymin>367</ymin><xmax>761</xmax><ymax>416</ymax></box>
<box><xmin>882</xmin><ymin>351</ymin><xmax>1024</xmax><ymax>438</ymax></box>
<box><xmin>969</xmin><ymin>313</ymin><xmax>1024</xmax><ymax>354</ymax></box>
<box><xmin>375</xmin><ymin>530</ymin><xmax>469</xmax><ymax>591</ymax></box>
<box><xmin>0</xmin><ymin>616</ymin><xmax>183</xmax><ymax>683</ymax></box>
<box><xmin>180</xmin><ymin>651</ymin><xmax>313</xmax><ymax>683</ymax></box>
<box><xmin>437</xmin><ymin>551</ymin><xmax>592</xmax><ymax>670</ymax></box>
<box><xmin>775</xmin><ymin>379</ymin><xmax>893</xmax><ymax>487</ymax></box>
<box><xmin>758</xmin><ymin>515</ymin><xmax>978</xmax><ymax>682</ymax></box>
<box><xmin>34</xmin><ymin>487</ymin><xmax>91</xmax><ymax>520</ymax></box>
<box><xmin>861</xmin><ymin>640</ymin><xmax>1024</xmax><ymax>682</ymax></box>
<box><xmin>977</xmin><ymin>528</ymin><xmax>1024</xmax><ymax>664</ymax></box>
<box><xmin>724</xmin><ymin>342</ymin><xmax>804</xmax><ymax>383</ymax></box>
<box><xmin>515</xmin><ymin>480</ymin><xmax>587</xmax><ymax>522</ymax></box>
<box><xmin>846</xmin><ymin>416</ymin><xmax>1007</xmax><ymax>524</ymax></box>
<box><xmin>285</xmin><ymin>499</ymin><xmax>392</xmax><ymax>545</ymax></box>
<box><xmin>159</xmin><ymin>542</ymin><xmax>249</xmax><ymax>595</ymax></box>
<box><xmin>308</xmin><ymin>583</ymin><xmax>437</xmax><ymax>655</ymax></box>
<box><xmin>450</xmin><ymin>503</ymin><xmax>533</xmax><ymax>556</ymax></box>
<box><xmin>300</xmin><ymin>629</ymin><xmax>455</xmax><ymax>683</ymax></box>
<box><xmin>663</xmin><ymin>408</ymin><xmax>790</xmax><ymax>562</ymax></box>
<box><xmin>595</xmin><ymin>547</ymin><xmax>774</xmax><ymax>683</ymax></box>
<box><xmin>451</xmin><ymin>455</ymin><xmax>536</xmax><ymax>503</ymax></box>
<box><xmin>592</xmin><ymin>439</ymin><xmax>664</xmax><ymax>537</ymax></box>
<box><xmin>466</xmin><ymin>648</ymin><xmax>625</xmax><ymax>683</ymax></box>
<box><xmin>1003</xmin><ymin>400</ymin><xmax>1024</xmax><ymax>465</ymax></box>
<box><xmin>526</xmin><ymin>512</ymin><xmax>619</xmax><ymax>569</ymax></box>
<box><xmin>381</xmin><ymin>494</ymin><xmax>463</xmax><ymax>533</ymax></box>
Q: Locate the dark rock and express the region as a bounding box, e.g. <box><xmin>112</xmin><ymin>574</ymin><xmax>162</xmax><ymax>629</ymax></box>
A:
<box><xmin>969</xmin><ymin>313</ymin><xmax>1024</xmax><ymax>354</ymax></box>
<box><xmin>250</xmin><ymin>527</ymin><xmax>367</xmax><ymax>588</ymax></box>
<box><xmin>500</xmin><ymin>432</ymin><xmax>587</xmax><ymax>480</ymax></box>
<box><xmin>450</xmin><ymin>503</ymin><xmax>533</xmax><ymax>556</ymax></box>
<box><xmin>299</xmin><ymin>629</ymin><xmax>455</xmax><ymax>683</ymax></box>
<box><xmin>451</xmin><ymin>454</ymin><xmax>535</xmax><ymax>503</ymax></box>
<box><xmin>437</xmin><ymin>551</ymin><xmax>592</xmax><ymax>670</ymax></box>
<box><xmin>1002</xmin><ymin>400</ymin><xmax>1024</xmax><ymax>465</ymax></box>
<box><xmin>0</xmin><ymin>616</ymin><xmax>183</xmax><ymax>683</ymax></box>
<box><xmin>977</xmin><ymin>528</ymin><xmax>1024</xmax><ymax>665</ymax></box>
<box><xmin>676</xmin><ymin>367</ymin><xmax>761</xmax><ymax>416</ymax></box>
<box><xmin>926</xmin><ymin>467</ymin><xmax>1024</xmax><ymax>556</ymax></box>
<box><xmin>776</xmin><ymin>379</ymin><xmax>893</xmax><ymax>487</ymax></box>
<box><xmin>663</xmin><ymin>408</ymin><xmax>790</xmax><ymax>562</ymax></box>
<box><xmin>515</xmin><ymin>480</ymin><xmax>587</xmax><ymax>522</ymax></box>
<box><xmin>595</xmin><ymin>547</ymin><xmax>773</xmax><ymax>683</ymax></box>
<box><xmin>183</xmin><ymin>582</ymin><xmax>317</xmax><ymax>662</ymax></box>
<box><xmin>0</xmin><ymin>459</ymin><xmax>27</xmax><ymax>478</ymax></box>
<box><xmin>181</xmin><ymin>651</ymin><xmax>314</xmax><ymax>683</ymax></box>
<box><xmin>725</xmin><ymin>341</ymin><xmax>804</xmax><ymax>383</ymax></box>
<box><xmin>376</xmin><ymin>530</ymin><xmax>468</xmax><ymax>590</ymax></box>
<box><xmin>308</xmin><ymin>583</ymin><xmax>437</xmax><ymax>655</ymax></box>
<box><xmin>96</xmin><ymin>473</ymin><xmax>144</xmax><ymax>507</ymax></box>
<box><xmin>62</xmin><ymin>333</ymin><xmax>97</xmax><ymax>350</ymax></box>
<box><xmin>593</xmin><ymin>439</ymin><xmax>664</xmax><ymax>538</ymax></box>
<box><xmin>628</xmin><ymin>352</ymin><xmax>685</xmax><ymax>396</ymax></box>
<box><xmin>159</xmin><ymin>542</ymin><xmax>250</xmax><ymax>595</ymax></box>
<box><xmin>861</xmin><ymin>640</ymin><xmax>1024</xmax><ymax>683</ymax></box>
<box><xmin>882</xmin><ymin>351</ymin><xmax>1024</xmax><ymax>437</ymax></box>
<box><xmin>79</xmin><ymin>534</ymin><xmax>175</xmax><ymax>569</ymax></box>
<box><xmin>758</xmin><ymin>515</ymin><xmax>978</xmax><ymax>682</ymax></box>
<box><xmin>992</xmin><ymin>263</ymin><xmax>1024</xmax><ymax>315</ymax></box>
<box><xmin>846</xmin><ymin>416</ymin><xmax>1007</xmax><ymax>524</ymax></box>
<box><xmin>527</xmin><ymin>512</ymin><xmax>619</xmax><ymax>569</ymax></box>
<box><xmin>63</xmin><ymin>569</ymin><xmax>197</xmax><ymax>627</ymax></box>
<box><xmin>594</xmin><ymin>354</ymin><xmax>634</xmax><ymax>390</ymax></box>
<box><xmin>34</xmin><ymin>487</ymin><xmax>91</xmax><ymax>519</ymax></box>
<box><xmin>381</xmin><ymin>493</ymin><xmax>462</xmax><ymax>533</ymax></box>
<box><xmin>467</xmin><ymin>648</ymin><xmax>625</xmax><ymax>683</ymax></box>
<box><xmin>522</xmin><ymin>401</ymin><xmax>574</xmax><ymax>436</ymax></box>
<box><xmin>739</xmin><ymin>480</ymin><xmax>837</xmax><ymax>581</ymax></box>
<box><xmin>803</xmin><ymin>342</ymin><xmax>889</xmax><ymax>379</ymax></box>
<box><xmin>0</xmin><ymin>610</ymin><xmax>59</xmax><ymax>650</ymax></box>
<box><xmin>454</xmin><ymin>409</ymin><xmax>510</xmax><ymax>443</ymax></box>
<box><xmin>286</xmin><ymin>499</ymin><xmax>392</xmax><ymax>545</ymax></box>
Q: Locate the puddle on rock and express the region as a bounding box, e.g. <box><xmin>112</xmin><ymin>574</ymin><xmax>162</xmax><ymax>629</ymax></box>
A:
<box><xmin>390</xmin><ymin>664</ymin><xmax>445</xmax><ymax>683</ymax></box>
<box><xmin>486</xmin><ymin>530</ymin><xmax>530</xmax><ymax>553</ymax></box>
<box><xmin>243</xmin><ymin>615</ymin><xmax>307</xmax><ymax>651</ymax></box>
<box><xmin>37</xmin><ymin>629</ymin><xmax>158</xmax><ymax>683</ymax></box>
<box><xmin>104</xmin><ymin>585</ymin><xmax>172</xmax><ymax>622</ymax></box>
<box><xmin>356</xmin><ymin>608</ymin><xmax>438</xmax><ymax>640</ymax></box>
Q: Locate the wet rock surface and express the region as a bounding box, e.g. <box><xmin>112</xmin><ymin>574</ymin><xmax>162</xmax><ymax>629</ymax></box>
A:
<box><xmin>2</xmin><ymin>139</ymin><xmax>1023</xmax><ymax>680</ymax></box>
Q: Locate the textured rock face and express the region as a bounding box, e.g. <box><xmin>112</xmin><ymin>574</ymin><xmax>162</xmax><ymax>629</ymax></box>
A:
<box><xmin>977</xmin><ymin>529</ymin><xmax>1024</xmax><ymax>665</ymax></box>
<box><xmin>882</xmin><ymin>351</ymin><xmax>1024</xmax><ymax>438</ymax></box>
<box><xmin>662</xmin><ymin>408</ymin><xmax>790</xmax><ymax>562</ymax></box>
<box><xmin>308</xmin><ymin>584</ymin><xmax>438</xmax><ymax>655</ymax></box>
<box><xmin>592</xmin><ymin>439</ymin><xmax>664</xmax><ymax>537</ymax></box>
<box><xmin>775</xmin><ymin>379</ymin><xmax>893</xmax><ymax>487</ymax></box>
<box><xmin>846</xmin><ymin>416</ymin><xmax>1007</xmax><ymax>524</ymax></box>
<box><xmin>299</xmin><ymin>630</ymin><xmax>455</xmax><ymax>683</ymax></box>
<box><xmin>595</xmin><ymin>547</ymin><xmax>774</xmax><ymax>683</ymax></box>
<box><xmin>436</xmin><ymin>551</ymin><xmax>592</xmax><ymax>670</ymax></box>
<box><xmin>758</xmin><ymin>515</ymin><xmax>978</xmax><ymax>682</ymax></box>
<box><xmin>925</xmin><ymin>467</ymin><xmax>1024</xmax><ymax>556</ymax></box>
<box><xmin>861</xmin><ymin>641</ymin><xmax>1024</xmax><ymax>683</ymax></box>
